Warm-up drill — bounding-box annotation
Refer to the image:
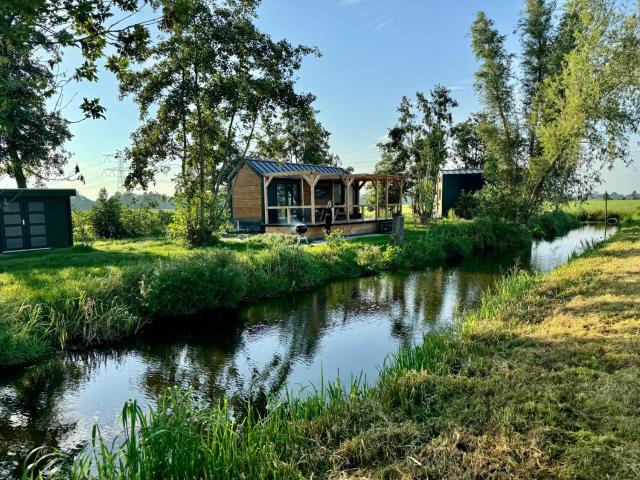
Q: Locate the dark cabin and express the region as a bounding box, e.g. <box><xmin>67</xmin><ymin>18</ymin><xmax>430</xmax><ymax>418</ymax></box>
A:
<box><xmin>0</xmin><ymin>189</ymin><xmax>76</xmax><ymax>253</ymax></box>
<box><xmin>435</xmin><ymin>169</ymin><xmax>484</xmax><ymax>217</ymax></box>
<box><xmin>228</xmin><ymin>159</ymin><xmax>405</xmax><ymax>239</ymax></box>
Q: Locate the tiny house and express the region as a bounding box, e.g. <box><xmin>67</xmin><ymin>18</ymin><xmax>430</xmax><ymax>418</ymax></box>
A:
<box><xmin>0</xmin><ymin>189</ymin><xmax>75</xmax><ymax>253</ymax></box>
<box><xmin>435</xmin><ymin>169</ymin><xmax>484</xmax><ymax>217</ymax></box>
<box><xmin>228</xmin><ymin>159</ymin><xmax>404</xmax><ymax>239</ymax></box>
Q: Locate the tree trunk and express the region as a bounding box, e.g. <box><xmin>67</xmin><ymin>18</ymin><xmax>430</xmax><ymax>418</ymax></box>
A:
<box><xmin>11</xmin><ymin>156</ymin><xmax>27</xmax><ymax>188</ymax></box>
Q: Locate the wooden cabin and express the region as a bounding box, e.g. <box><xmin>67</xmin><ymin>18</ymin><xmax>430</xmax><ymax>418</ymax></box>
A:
<box><xmin>0</xmin><ymin>189</ymin><xmax>75</xmax><ymax>253</ymax></box>
<box><xmin>434</xmin><ymin>169</ymin><xmax>484</xmax><ymax>217</ymax></box>
<box><xmin>229</xmin><ymin>159</ymin><xmax>405</xmax><ymax>239</ymax></box>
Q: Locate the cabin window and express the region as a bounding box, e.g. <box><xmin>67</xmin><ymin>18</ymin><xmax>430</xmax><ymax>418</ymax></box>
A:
<box><xmin>268</xmin><ymin>179</ymin><xmax>301</xmax><ymax>224</ymax></box>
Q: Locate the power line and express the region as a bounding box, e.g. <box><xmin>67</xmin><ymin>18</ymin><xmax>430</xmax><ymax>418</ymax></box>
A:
<box><xmin>101</xmin><ymin>153</ymin><xmax>127</xmax><ymax>194</ymax></box>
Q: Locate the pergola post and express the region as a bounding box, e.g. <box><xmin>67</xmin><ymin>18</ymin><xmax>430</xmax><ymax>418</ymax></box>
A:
<box><xmin>263</xmin><ymin>176</ymin><xmax>274</xmax><ymax>225</ymax></box>
<box><xmin>303</xmin><ymin>173</ymin><xmax>320</xmax><ymax>224</ymax></box>
<box><xmin>342</xmin><ymin>175</ymin><xmax>354</xmax><ymax>223</ymax></box>
<box><xmin>374</xmin><ymin>180</ymin><xmax>379</xmax><ymax>220</ymax></box>
<box><xmin>385</xmin><ymin>177</ymin><xmax>390</xmax><ymax>219</ymax></box>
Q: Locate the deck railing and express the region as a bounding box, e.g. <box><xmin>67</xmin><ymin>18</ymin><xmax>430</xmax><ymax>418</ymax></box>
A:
<box><xmin>265</xmin><ymin>203</ymin><xmax>402</xmax><ymax>225</ymax></box>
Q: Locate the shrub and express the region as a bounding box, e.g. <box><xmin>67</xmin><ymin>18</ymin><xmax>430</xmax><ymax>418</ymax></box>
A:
<box><xmin>356</xmin><ymin>245</ymin><xmax>401</xmax><ymax>273</ymax></box>
<box><xmin>121</xmin><ymin>208</ymin><xmax>173</xmax><ymax>238</ymax></box>
<box><xmin>72</xmin><ymin>210</ymin><xmax>97</xmax><ymax>243</ymax></box>
<box><xmin>529</xmin><ymin>210</ymin><xmax>581</xmax><ymax>239</ymax></box>
<box><xmin>141</xmin><ymin>250</ymin><xmax>246</xmax><ymax>317</ymax></box>
<box><xmin>90</xmin><ymin>189</ymin><xmax>125</xmax><ymax>239</ymax></box>
<box><xmin>243</xmin><ymin>243</ymin><xmax>327</xmax><ymax>297</ymax></box>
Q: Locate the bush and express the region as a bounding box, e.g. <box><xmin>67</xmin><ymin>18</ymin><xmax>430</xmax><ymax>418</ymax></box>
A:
<box><xmin>243</xmin><ymin>243</ymin><xmax>328</xmax><ymax>298</ymax></box>
<box><xmin>90</xmin><ymin>188</ymin><xmax>125</xmax><ymax>239</ymax></box>
<box><xmin>529</xmin><ymin>210</ymin><xmax>581</xmax><ymax>239</ymax></box>
<box><xmin>356</xmin><ymin>245</ymin><xmax>401</xmax><ymax>273</ymax></box>
<box><xmin>141</xmin><ymin>250</ymin><xmax>246</xmax><ymax>317</ymax></box>
<box><xmin>121</xmin><ymin>208</ymin><xmax>173</xmax><ymax>238</ymax></box>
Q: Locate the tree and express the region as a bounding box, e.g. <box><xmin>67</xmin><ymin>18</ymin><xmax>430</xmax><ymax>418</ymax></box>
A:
<box><xmin>451</xmin><ymin>114</ymin><xmax>487</xmax><ymax>169</ymax></box>
<box><xmin>90</xmin><ymin>188</ymin><xmax>124</xmax><ymax>239</ymax></box>
<box><xmin>120</xmin><ymin>0</ymin><xmax>316</xmax><ymax>244</ymax></box>
<box><xmin>377</xmin><ymin>86</ymin><xmax>458</xmax><ymax>224</ymax></box>
<box><xmin>471</xmin><ymin>0</ymin><xmax>640</xmax><ymax>221</ymax></box>
<box><xmin>255</xmin><ymin>106</ymin><xmax>339</xmax><ymax>165</ymax></box>
<box><xmin>1</xmin><ymin>0</ymin><xmax>153</xmax><ymax>187</ymax></box>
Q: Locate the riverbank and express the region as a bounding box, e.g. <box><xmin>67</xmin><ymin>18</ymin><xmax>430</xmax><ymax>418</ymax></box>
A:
<box><xmin>0</xmin><ymin>217</ymin><xmax>530</xmax><ymax>368</ymax></box>
<box><xmin>30</xmin><ymin>221</ymin><xmax>639</xmax><ymax>479</ymax></box>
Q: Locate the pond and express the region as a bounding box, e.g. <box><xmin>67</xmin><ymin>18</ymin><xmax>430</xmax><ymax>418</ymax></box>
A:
<box><xmin>0</xmin><ymin>224</ymin><xmax>615</xmax><ymax>478</ymax></box>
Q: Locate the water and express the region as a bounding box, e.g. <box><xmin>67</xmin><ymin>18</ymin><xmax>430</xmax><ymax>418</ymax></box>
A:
<box><xmin>0</xmin><ymin>224</ymin><xmax>614</xmax><ymax>478</ymax></box>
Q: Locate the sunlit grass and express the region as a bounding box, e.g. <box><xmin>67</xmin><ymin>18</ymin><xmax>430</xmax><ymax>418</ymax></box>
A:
<box><xmin>563</xmin><ymin>198</ymin><xmax>640</xmax><ymax>221</ymax></box>
<box><xmin>23</xmin><ymin>222</ymin><xmax>640</xmax><ymax>479</ymax></box>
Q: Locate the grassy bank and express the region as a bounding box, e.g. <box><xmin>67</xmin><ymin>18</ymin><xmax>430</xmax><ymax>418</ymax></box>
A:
<box><xmin>24</xmin><ymin>222</ymin><xmax>640</xmax><ymax>479</ymax></box>
<box><xmin>0</xmin><ymin>217</ymin><xmax>530</xmax><ymax>368</ymax></box>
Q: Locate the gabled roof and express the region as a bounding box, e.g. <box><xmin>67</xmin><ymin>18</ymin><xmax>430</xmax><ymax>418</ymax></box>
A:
<box><xmin>245</xmin><ymin>158</ymin><xmax>347</xmax><ymax>176</ymax></box>
<box><xmin>441</xmin><ymin>168</ymin><xmax>483</xmax><ymax>175</ymax></box>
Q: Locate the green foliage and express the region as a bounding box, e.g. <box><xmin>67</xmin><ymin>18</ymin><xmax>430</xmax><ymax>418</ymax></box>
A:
<box><xmin>0</xmin><ymin>0</ymin><xmax>149</xmax><ymax>187</ymax></box>
<box><xmin>454</xmin><ymin>190</ymin><xmax>479</xmax><ymax>219</ymax></box>
<box><xmin>450</xmin><ymin>114</ymin><xmax>488</xmax><ymax>169</ymax></box>
<box><xmin>141</xmin><ymin>251</ymin><xmax>246</xmax><ymax>317</ymax></box>
<box><xmin>470</xmin><ymin>0</ymin><xmax>640</xmax><ymax>221</ymax></box>
<box><xmin>377</xmin><ymin>86</ymin><xmax>458</xmax><ymax>224</ymax></box>
<box><xmin>90</xmin><ymin>189</ymin><xmax>125</xmax><ymax>239</ymax></box>
<box><xmin>26</xmin><ymin>225</ymin><xmax>639</xmax><ymax>480</ymax></box>
<box><xmin>255</xmin><ymin>105</ymin><xmax>340</xmax><ymax>165</ymax></box>
<box><xmin>529</xmin><ymin>210</ymin><xmax>581</xmax><ymax>239</ymax></box>
<box><xmin>168</xmin><ymin>192</ymin><xmax>229</xmax><ymax>243</ymax></box>
<box><xmin>356</xmin><ymin>245</ymin><xmax>400</xmax><ymax>273</ymax></box>
<box><xmin>119</xmin><ymin>0</ymin><xmax>317</xmax><ymax>245</ymax></box>
<box><xmin>0</xmin><ymin>217</ymin><xmax>531</xmax><ymax>368</ymax></box>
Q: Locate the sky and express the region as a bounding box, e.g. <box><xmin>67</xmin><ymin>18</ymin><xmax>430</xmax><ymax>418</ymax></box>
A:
<box><xmin>3</xmin><ymin>0</ymin><xmax>638</xmax><ymax>199</ymax></box>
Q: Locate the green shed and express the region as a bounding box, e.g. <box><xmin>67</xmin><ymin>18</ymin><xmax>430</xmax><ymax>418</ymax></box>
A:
<box><xmin>435</xmin><ymin>169</ymin><xmax>484</xmax><ymax>217</ymax></box>
<box><xmin>0</xmin><ymin>189</ymin><xmax>76</xmax><ymax>253</ymax></box>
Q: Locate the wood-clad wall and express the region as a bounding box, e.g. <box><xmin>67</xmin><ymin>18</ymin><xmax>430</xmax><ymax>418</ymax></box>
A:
<box><xmin>231</xmin><ymin>165</ymin><xmax>263</xmax><ymax>221</ymax></box>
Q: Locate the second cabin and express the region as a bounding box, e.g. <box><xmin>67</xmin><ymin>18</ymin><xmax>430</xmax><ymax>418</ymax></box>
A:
<box><xmin>229</xmin><ymin>159</ymin><xmax>405</xmax><ymax>239</ymax></box>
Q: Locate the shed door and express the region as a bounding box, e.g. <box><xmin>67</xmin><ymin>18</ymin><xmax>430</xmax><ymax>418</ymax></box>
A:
<box><xmin>0</xmin><ymin>199</ymin><xmax>48</xmax><ymax>251</ymax></box>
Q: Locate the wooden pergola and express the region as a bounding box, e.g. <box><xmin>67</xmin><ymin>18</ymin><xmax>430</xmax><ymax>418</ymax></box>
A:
<box><xmin>261</xmin><ymin>170</ymin><xmax>405</xmax><ymax>225</ymax></box>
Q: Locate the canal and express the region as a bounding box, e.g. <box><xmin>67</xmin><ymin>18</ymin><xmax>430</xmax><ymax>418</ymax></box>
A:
<box><xmin>0</xmin><ymin>224</ymin><xmax>615</xmax><ymax>478</ymax></box>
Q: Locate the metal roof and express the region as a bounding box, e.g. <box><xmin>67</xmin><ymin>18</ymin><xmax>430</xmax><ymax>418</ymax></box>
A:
<box><xmin>441</xmin><ymin>168</ymin><xmax>483</xmax><ymax>175</ymax></box>
<box><xmin>0</xmin><ymin>188</ymin><xmax>77</xmax><ymax>197</ymax></box>
<box><xmin>245</xmin><ymin>158</ymin><xmax>347</xmax><ymax>176</ymax></box>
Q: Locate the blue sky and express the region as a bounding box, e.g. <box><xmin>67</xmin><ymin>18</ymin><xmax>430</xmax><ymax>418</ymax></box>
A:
<box><xmin>4</xmin><ymin>0</ymin><xmax>637</xmax><ymax>198</ymax></box>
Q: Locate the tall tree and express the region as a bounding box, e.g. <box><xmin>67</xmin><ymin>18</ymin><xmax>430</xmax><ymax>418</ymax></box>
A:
<box><xmin>451</xmin><ymin>114</ymin><xmax>487</xmax><ymax>169</ymax></box>
<box><xmin>0</xmin><ymin>0</ymin><xmax>152</xmax><ymax>187</ymax></box>
<box><xmin>377</xmin><ymin>86</ymin><xmax>458</xmax><ymax>224</ymax></box>
<box><xmin>471</xmin><ymin>0</ymin><xmax>640</xmax><ymax>221</ymax></box>
<box><xmin>255</xmin><ymin>106</ymin><xmax>339</xmax><ymax>165</ymax></box>
<box><xmin>120</xmin><ymin>0</ymin><xmax>316</xmax><ymax>243</ymax></box>
<box><xmin>520</xmin><ymin>0</ymin><xmax>556</xmax><ymax>157</ymax></box>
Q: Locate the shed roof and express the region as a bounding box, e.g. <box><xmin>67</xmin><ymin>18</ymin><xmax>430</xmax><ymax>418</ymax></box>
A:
<box><xmin>441</xmin><ymin>168</ymin><xmax>483</xmax><ymax>175</ymax></box>
<box><xmin>0</xmin><ymin>188</ymin><xmax>76</xmax><ymax>197</ymax></box>
<box><xmin>245</xmin><ymin>158</ymin><xmax>347</xmax><ymax>176</ymax></box>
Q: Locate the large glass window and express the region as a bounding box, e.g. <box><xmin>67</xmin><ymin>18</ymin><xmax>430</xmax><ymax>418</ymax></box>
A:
<box><xmin>275</xmin><ymin>180</ymin><xmax>300</xmax><ymax>206</ymax></box>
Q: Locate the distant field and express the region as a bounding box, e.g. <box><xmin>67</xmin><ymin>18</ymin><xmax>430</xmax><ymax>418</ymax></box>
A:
<box><xmin>563</xmin><ymin>199</ymin><xmax>640</xmax><ymax>221</ymax></box>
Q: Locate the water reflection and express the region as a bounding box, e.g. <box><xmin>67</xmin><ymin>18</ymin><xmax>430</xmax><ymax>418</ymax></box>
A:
<box><xmin>0</xmin><ymin>224</ymin><xmax>614</xmax><ymax>478</ymax></box>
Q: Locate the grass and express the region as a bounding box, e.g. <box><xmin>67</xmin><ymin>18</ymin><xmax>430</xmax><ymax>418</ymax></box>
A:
<box><xmin>563</xmin><ymin>198</ymin><xmax>640</xmax><ymax>222</ymax></box>
<box><xmin>0</xmin><ymin>216</ymin><xmax>531</xmax><ymax>368</ymax></box>
<box><xmin>24</xmin><ymin>221</ymin><xmax>640</xmax><ymax>479</ymax></box>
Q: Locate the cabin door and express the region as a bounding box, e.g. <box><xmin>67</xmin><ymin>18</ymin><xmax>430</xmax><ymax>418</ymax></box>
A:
<box><xmin>0</xmin><ymin>199</ymin><xmax>48</xmax><ymax>252</ymax></box>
